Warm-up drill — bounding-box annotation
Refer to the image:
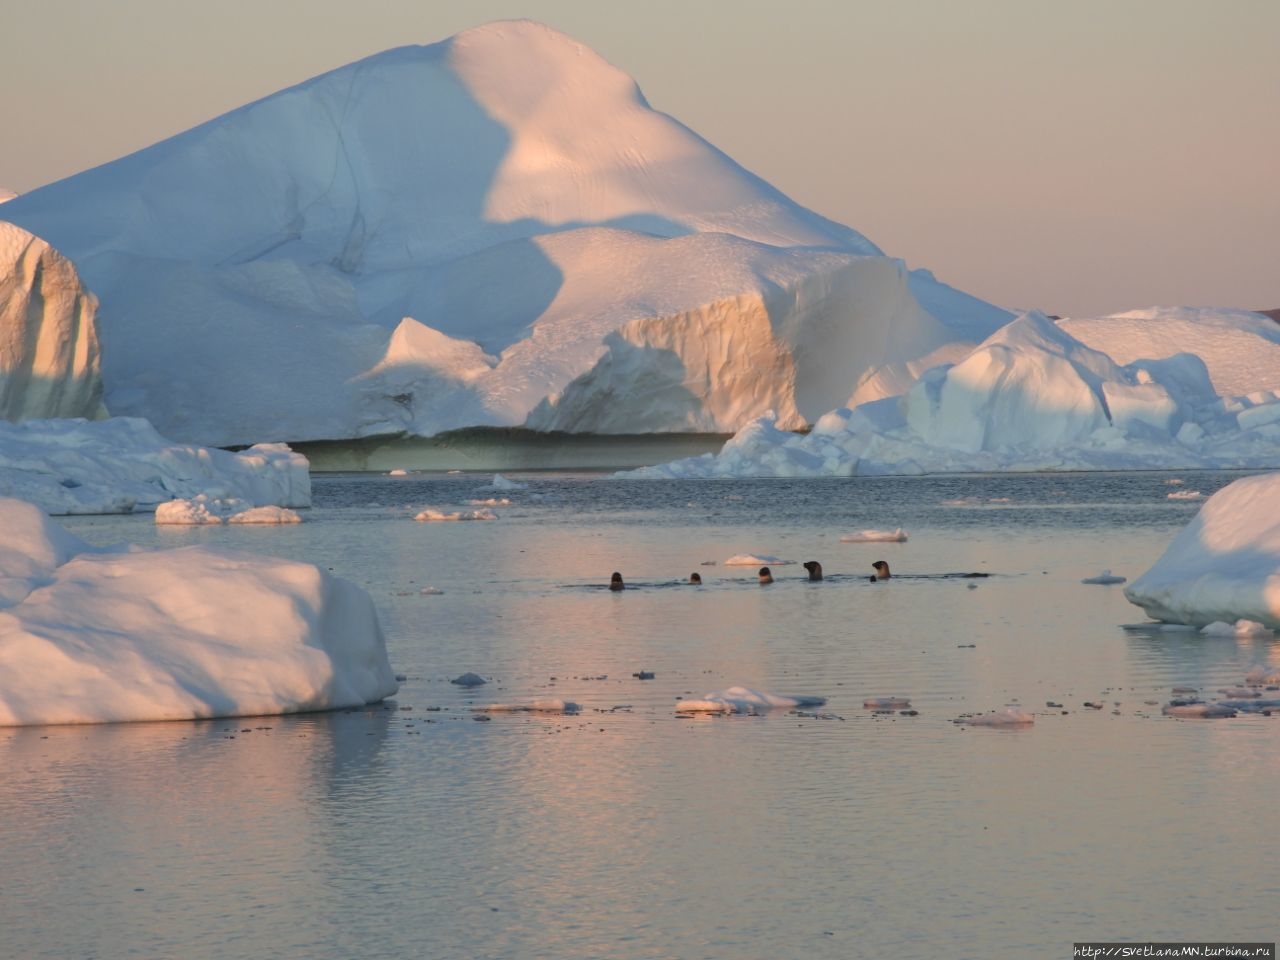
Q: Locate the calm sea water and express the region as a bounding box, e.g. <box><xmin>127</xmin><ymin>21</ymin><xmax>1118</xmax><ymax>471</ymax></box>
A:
<box><xmin>4</xmin><ymin>471</ymin><xmax>1278</xmax><ymax>960</ymax></box>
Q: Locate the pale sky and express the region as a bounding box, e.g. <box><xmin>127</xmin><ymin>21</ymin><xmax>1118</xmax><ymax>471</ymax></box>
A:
<box><xmin>3</xmin><ymin>0</ymin><xmax>1277</xmax><ymax>317</ymax></box>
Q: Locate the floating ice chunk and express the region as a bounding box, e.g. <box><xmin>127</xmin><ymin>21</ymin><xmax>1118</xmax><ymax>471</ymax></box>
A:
<box><xmin>474</xmin><ymin>699</ymin><xmax>580</xmax><ymax>713</ymax></box>
<box><xmin>675</xmin><ymin>686</ymin><xmax>827</xmax><ymax>714</ymax></box>
<box><xmin>960</xmin><ymin>708</ymin><xmax>1035</xmax><ymax>726</ymax></box>
<box><xmin>1245</xmin><ymin>664</ymin><xmax>1280</xmax><ymax>685</ymax></box>
<box><xmin>451</xmin><ymin>672</ymin><xmax>487</xmax><ymax>687</ymax></box>
<box><xmin>1218</xmin><ymin>698</ymin><xmax>1280</xmax><ymax>713</ymax></box>
<box><xmin>840</xmin><ymin>528</ymin><xmax>908</xmax><ymax>543</ymax></box>
<box><xmin>466</xmin><ymin>498</ymin><xmax>511</xmax><ymax>506</ymax></box>
<box><xmin>1166</xmin><ymin>489</ymin><xmax>1204</xmax><ymax>500</ymax></box>
<box><xmin>227</xmin><ymin>505</ymin><xmax>302</xmax><ymax>524</ymax></box>
<box><xmin>155</xmin><ymin>498</ymin><xmax>225</xmax><ymax>525</ymax></box>
<box><xmin>1200</xmin><ymin>619</ymin><xmax>1274</xmax><ymax>638</ymax></box>
<box><xmin>1082</xmin><ymin>570</ymin><xmax>1127</xmax><ymax>585</ymax></box>
<box><xmin>1217</xmin><ymin>688</ymin><xmax>1260</xmax><ymax>699</ymax></box>
<box><xmin>0</xmin><ymin>497</ymin><xmax>396</xmax><ymax>725</ymax></box>
<box><xmin>724</xmin><ymin>554</ymin><xmax>794</xmax><ymax>566</ymax></box>
<box><xmin>479</xmin><ymin>474</ymin><xmax>527</xmax><ymax>491</ymax></box>
<box><xmin>1161</xmin><ymin>701</ymin><xmax>1237</xmax><ymax>718</ymax></box>
<box><xmin>388</xmin><ymin>469</ymin><xmax>409</xmax><ymax>476</ymax></box>
<box><xmin>863</xmin><ymin>696</ymin><xmax>911</xmax><ymax>709</ymax></box>
<box><xmin>414</xmin><ymin>508</ymin><xmax>497</xmax><ymax>521</ymax></box>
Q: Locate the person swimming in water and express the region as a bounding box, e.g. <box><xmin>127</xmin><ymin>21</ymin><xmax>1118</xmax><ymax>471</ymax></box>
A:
<box><xmin>688</xmin><ymin>572</ymin><xmax>702</xmax><ymax>585</ymax></box>
<box><xmin>871</xmin><ymin>560</ymin><xmax>890</xmax><ymax>581</ymax></box>
<box><xmin>803</xmin><ymin>561</ymin><xmax>823</xmax><ymax>582</ymax></box>
<box><xmin>758</xmin><ymin>566</ymin><xmax>773</xmax><ymax>584</ymax></box>
<box><xmin>610</xmin><ymin>572</ymin><xmax>625</xmax><ymax>591</ymax></box>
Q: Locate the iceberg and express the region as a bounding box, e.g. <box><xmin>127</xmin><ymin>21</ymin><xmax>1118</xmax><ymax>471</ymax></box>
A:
<box><xmin>0</xmin><ymin>20</ymin><xmax>1010</xmax><ymax>449</ymax></box>
<box><xmin>1124</xmin><ymin>472</ymin><xmax>1280</xmax><ymax>629</ymax></box>
<box><xmin>0</xmin><ymin>498</ymin><xmax>397</xmax><ymax>726</ymax></box>
<box><xmin>626</xmin><ymin>310</ymin><xmax>1280</xmax><ymax>478</ymax></box>
<box><xmin>0</xmin><ymin>221</ymin><xmax>104</xmax><ymax>421</ymax></box>
<box><xmin>0</xmin><ymin>417</ymin><xmax>310</xmax><ymax>515</ymax></box>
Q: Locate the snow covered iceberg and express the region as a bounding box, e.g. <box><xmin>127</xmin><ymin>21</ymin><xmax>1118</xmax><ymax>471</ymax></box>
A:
<box><xmin>0</xmin><ymin>417</ymin><xmax>310</xmax><ymax>515</ymax></box>
<box><xmin>0</xmin><ymin>20</ymin><xmax>1009</xmax><ymax>447</ymax></box>
<box><xmin>1124</xmin><ymin>472</ymin><xmax>1280</xmax><ymax>629</ymax></box>
<box><xmin>0</xmin><ymin>498</ymin><xmax>397</xmax><ymax>726</ymax></box>
<box><xmin>626</xmin><ymin>310</ymin><xmax>1280</xmax><ymax>478</ymax></box>
<box><xmin>0</xmin><ymin>221</ymin><xmax>104</xmax><ymax>422</ymax></box>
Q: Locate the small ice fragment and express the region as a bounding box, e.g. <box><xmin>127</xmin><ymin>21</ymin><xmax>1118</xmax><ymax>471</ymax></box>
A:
<box><xmin>675</xmin><ymin>686</ymin><xmax>826</xmax><ymax>714</ymax></box>
<box><xmin>227</xmin><ymin>505</ymin><xmax>302</xmax><ymax>524</ymax></box>
<box><xmin>1081</xmin><ymin>570</ymin><xmax>1126</xmax><ymax>585</ymax></box>
<box><xmin>451</xmin><ymin>672</ymin><xmax>487</xmax><ymax>687</ymax></box>
<box><xmin>1217</xmin><ymin>688</ymin><xmax>1260</xmax><ymax>699</ymax></box>
<box><xmin>1161</xmin><ymin>701</ymin><xmax>1237</xmax><ymax>718</ymax></box>
<box><xmin>474</xmin><ymin>699</ymin><xmax>579</xmax><ymax>713</ymax></box>
<box><xmin>960</xmin><ymin>708</ymin><xmax>1035</xmax><ymax>726</ymax></box>
<box><xmin>724</xmin><ymin>554</ymin><xmax>794</xmax><ymax>566</ymax></box>
<box><xmin>388</xmin><ymin>469</ymin><xmax>408</xmax><ymax>476</ymax></box>
<box><xmin>839</xmin><ymin>528</ymin><xmax>908</xmax><ymax>543</ymax></box>
<box><xmin>414</xmin><ymin>508</ymin><xmax>497</xmax><ymax>521</ymax></box>
<box><xmin>1166</xmin><ymin>490</ymin><xmax>1204</xmax><ymax>500</ymax></box>
<box><xmin>419</xmin><ymin>587</ymin><xmax>443</xmax><ymax>595</ymax></box>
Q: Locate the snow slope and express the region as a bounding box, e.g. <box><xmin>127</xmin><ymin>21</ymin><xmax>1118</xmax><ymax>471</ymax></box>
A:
<box><xmin>0</xmin><ymin>20</ymin><xmax>1009</xmax><ymax>446</ymax></box>
<box><xmin>1124</xmin><ymin>472</ymin><xmax>1280</xmax><ymax>628</ymax></box>
<box><xmin>0</xmin><ymin>221</ymin><xmax>104</xmax><ymax>421</ymax></box>
<box><xmin>0</xmin><ymin>498</ymin><xmax>396</xmax><ymax>726</ymax></box>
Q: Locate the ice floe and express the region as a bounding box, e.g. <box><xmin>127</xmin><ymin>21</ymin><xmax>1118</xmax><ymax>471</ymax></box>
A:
<box><xmin>474</xmin><ymin>699</ymin><xmax>580</xmax><ymax>714</ymax></box>
<box><xmin>0</xmin><ymin>497</ymin><xmax>397</xmax><ymax>726</ymax></box>
<box><xmin>1125</xmin><ymin>472</ymin><xmax>1280</xmax><ymax>629</ymax></box>
<box><xmin>1081</xmin><ymin>570</ymin><xmax>1127</xmax><ymax>585</ymax></box>
<box><xmin>0</xmin><ymin>417</ymin><xmax>310</xmax><ymax>516</ymax></box>
<box><xmin>840</xmin><ymin>528</ymin><xmax>908</xmax><ymax>543</ymax></box>
<box><xmin>724</xmin><ymin>554</ymin><xmax>793</xmax><ymax>566</ymax></box>
<box><xmin>958</xmin><ymin>708</ymin><xmax>1035</xmax><ymax>726</ymax></box>
<box><xmin>414</xmin><ymin>508</ymin><xmax>497</xmax><ymax>521</ymax></box>
<box><xmin>1199</xmin><ymin>619</ymin><xmax>1274</xmax><ymax>638</ymax></box>
<box><xmin>674</xmin><ymin>686</ymin><xmax>827</xmax><ymax>714</ymax></box>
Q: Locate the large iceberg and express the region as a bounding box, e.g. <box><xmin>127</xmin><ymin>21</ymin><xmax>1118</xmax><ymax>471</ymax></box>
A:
<box><xmin>0</xmin><ymin>498</ymin><xmax>398</xmax><ymax>726</ymax></box>
<box><xmin>0</xmin><ymin>221</ymin><xmax>104</xmax><ymax>421</ymax></box>
<box><xmin>0</xmin><ymin>417</ymin><xmax>310</xmax><ymax>515</ymax></box>
<box><xmin>0</xmin><ymin>20</ymin><xmax>1010</xmax><ymax>447</ymax></box>
<box><xmin>1124</xmin><ymin>473</ymin><xmax>1280</xmax><ymax>629</ymax></box>
<box><xmin>627</xmin><ymin>310</ymin><xmax>1280</xmax><ymax>478</ymax></box>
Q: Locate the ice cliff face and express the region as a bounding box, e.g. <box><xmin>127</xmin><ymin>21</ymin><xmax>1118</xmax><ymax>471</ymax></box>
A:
<box><xmin>0</xmin><ymin>222</ymin><xmax>104</xmax><ymax>422</ymax></box>
<box><xmin>0</xmin><ymin>20</ymin><xmax>1009</xmax><ymax>446</ymax></box>
<box><xmin>527</xmin><ymin>255</ymin><xmax>995</xmax><ymax>433</ymax></box>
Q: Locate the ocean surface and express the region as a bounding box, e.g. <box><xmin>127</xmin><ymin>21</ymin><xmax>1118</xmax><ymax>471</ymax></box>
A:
<box><xmin>4</xmin><ymin>470</ymin><xmax>1278</xmax><ymax>960</ymax></box>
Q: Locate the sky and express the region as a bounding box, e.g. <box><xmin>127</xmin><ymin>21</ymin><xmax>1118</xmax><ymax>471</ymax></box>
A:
<box><xmin>3</xmin><ymin>0</ymin><xmax>1277</xmax><ymax>317</ymax></box>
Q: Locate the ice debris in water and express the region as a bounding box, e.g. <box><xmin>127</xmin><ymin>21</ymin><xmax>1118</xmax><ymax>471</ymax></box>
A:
<box><xmin>863</xmin><ymin>697</ymin><xmax>911</xmax><ymax>709</ymax></box>
<box><xmin>473</xmin><ymin>699</ymin><xmax>580</xmax><ymax>713</ymax></box>
<box><xmin>675</xmin><ymin>686</ymin><xmax>827</xmax><ymax>714</ymax></box>
<box><xmin>840</xmin><ymin>529</ymin><xmax>908</xmax><ymax>543</ymax></box>
<box><xmin>958</xmin><ymin>708</ymin><xmax>1035</xmax><ymax>726</ymax></box>
<box><xmin>481</xmin><ymin>474</ymin><xmax>527</xmax><ymax>491</ymax></box>
<box><xmin>451</xmin><ymin>672</ymin><xmax>487</xmax><ymax>687</ymax></box>
<box><xmin>1161</xmin><ymin>700</ymin><xmax>1238</xmax><ymax>719</ymax></box>
<box><xmin>1166</xmin><ymin>490</ymin><xmax>1204</xmax><ymax>500</ymax></box>
<box><xmin>724</xmin><ymin>554</ymin><xmax>794</xmax><ymax>566</ymax></box>
<box><xmin>1081</xmin><ymin>570</ymin><xmax>1127</xmax><ymax>585</ymax></box>
<box><xmin>414</xmin><ymin>508</ymin><xmax>497</xmax><ymax>521</ymax></box>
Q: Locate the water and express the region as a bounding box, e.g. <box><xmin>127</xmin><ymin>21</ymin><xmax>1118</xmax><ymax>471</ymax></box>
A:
<box><xmin>4</xmin><ymin>471</ymin><xmax>1278</xmax><ymax>959</ymax></box>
